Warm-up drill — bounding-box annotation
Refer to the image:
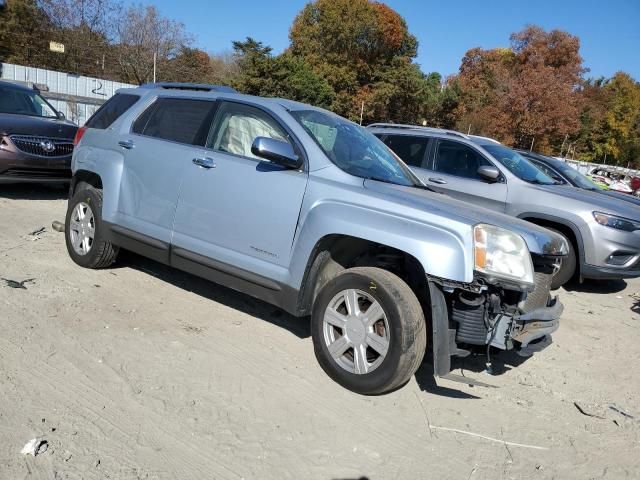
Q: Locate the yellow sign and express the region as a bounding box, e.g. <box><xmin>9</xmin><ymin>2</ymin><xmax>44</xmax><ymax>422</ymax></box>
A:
<box><xmin>49</xmin><ymin>41</ymin><xmax>65</xmax><ymax>53</ymax></box>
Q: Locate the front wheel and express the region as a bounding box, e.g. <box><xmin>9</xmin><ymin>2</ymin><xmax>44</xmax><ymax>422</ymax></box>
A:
<box><xmin>548</xmin><ymin>228</ymin><xmax>576</xmax><ymax>290</ymax></box>
<box><xmin>311</xmin><ymin>267</ymin><xmax>427</xmax><ymax>395</ymax></box>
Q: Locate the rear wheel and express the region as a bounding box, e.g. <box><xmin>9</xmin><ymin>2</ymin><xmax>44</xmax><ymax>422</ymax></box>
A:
<box><xmin>311</xmin><ymin>267</ymin><xmax>427</xmax><ymax>395</ymax></box>
<box><xmin>65</xmin><ymin>186</ymin><xmax>119</xmax><ymax>268</ymax></box>
<box><xmin>548</xmin><ymin>228</ymin><xmax>576</xmax><ymax>289</ymax></box>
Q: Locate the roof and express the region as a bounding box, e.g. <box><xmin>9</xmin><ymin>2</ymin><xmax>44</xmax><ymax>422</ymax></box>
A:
<box><xmin>0</xmin><ymin>79</ymin><xmax>38</xmax><ymax>92</ymax></box>
<box><xmin>139</xmin><ymin>82</ymin><xmax>237</xmax><ymax>93</ymax></box>
<box><xmin>366</xmin><ymin>123</ymin><xmax>470</xmax><ymax>140</ymax></box>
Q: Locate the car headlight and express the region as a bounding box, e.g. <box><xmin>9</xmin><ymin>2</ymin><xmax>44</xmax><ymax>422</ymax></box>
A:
<box><xmin>593</xmin><ymin>212</ymin><xmax>640</xmax><ymax>232</ymax></box>
<box><xmin>474</xmin><ymin>224</ymin><xmax>534</xmax><ymax>286</ymax></box>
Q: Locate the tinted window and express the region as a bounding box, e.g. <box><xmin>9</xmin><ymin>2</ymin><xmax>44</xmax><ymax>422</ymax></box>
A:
<box><xmin>208</xmin><ymin>102</ymin><xmax>290</xmax><ymax>159</ymax></box>
<box><xmin>86</xmin><ymin>93</ymin><xmax>139</xmax><ymax>129</ymax></box>
<box><xmin>133</xmin><ymin>98</ymin><xmax>215</xmax><ymax>146</ymax></box>
<box><xmin>434</xmin><ymin>140</ymin><xmax>490</xmax><ymax>180</ymax></box>
<box><xmin>382</xmin><ymin>135</ymin><xmax>430</xmax><ymax>168</ymax></box>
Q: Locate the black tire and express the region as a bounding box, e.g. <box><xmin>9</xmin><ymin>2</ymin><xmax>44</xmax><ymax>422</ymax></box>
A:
<box><xmin>311</xmin><ymin>267</ymin><xmax>427</xmax><ymax>395</ymax></box>
<box><xmin>65</xmin><ymin>186</ymin><xmax>119</xmax><ymax>269</ymax></box>
<box><xmin>548</xmin><ymin>228</ymin><xmax>577</xmax><ymax>290</ymax></box>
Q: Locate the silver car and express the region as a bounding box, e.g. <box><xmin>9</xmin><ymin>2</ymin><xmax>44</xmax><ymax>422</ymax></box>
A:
<box><xmin>370</xmin><ymin>124</ymin><xmax>640</xmax><ymax>288</ymax></box>
<box><xmin>65</xmin><ymin>85</ymin><xmax>567</xmax><ymax>394</ymax></box>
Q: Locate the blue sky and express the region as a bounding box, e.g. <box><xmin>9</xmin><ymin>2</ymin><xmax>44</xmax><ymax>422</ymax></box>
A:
<box><xmin>137</xmin><ymin>0</ymin><xmax>640</xmax><ymax>80</ymax></box>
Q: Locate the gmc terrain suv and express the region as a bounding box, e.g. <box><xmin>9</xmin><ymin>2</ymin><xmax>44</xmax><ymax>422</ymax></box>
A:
<box><xmin>0</xmin><ymin>80</ymin><xmax>77</xmax><ymax>183</ymax></box>
<box><xmin>66</xmin><ymin>83</ymin><xmax>567</xmax><ymax>394</ymax></box>
<box><xmin>370</xmin><ymin>124</ymin><xmax>640</xmax><ymax>289</ymax></box>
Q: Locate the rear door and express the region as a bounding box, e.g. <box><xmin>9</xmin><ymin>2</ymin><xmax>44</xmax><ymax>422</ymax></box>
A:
<box><xmin>171</xmin><ymin>100</ymin><xmax>308</xmax><ymax>282</ymax></box>
<box><xmin>418</xmin><ymin>139</ymin><xmax>508</xmax><ymax>213</ymax></box>
<box><xmin>115</xmin><ymin>97</ymin><xmax>217</xmax><ymax>244</ymax></box>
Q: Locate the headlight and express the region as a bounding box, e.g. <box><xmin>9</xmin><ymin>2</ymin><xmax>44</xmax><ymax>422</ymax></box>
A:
<box><xmin>474</xmin><ymin>224</ymin><xmax>534</xmax><ymax>286</ymax></box>
<box><xmin>593</xmin><ymin>212</ymin><xmax>640</xmax><ymax>232</ymax></box>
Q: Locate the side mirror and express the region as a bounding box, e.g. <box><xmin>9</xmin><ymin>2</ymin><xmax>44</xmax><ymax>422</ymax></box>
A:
<box><xmin>477</xmin><ymin>165</ymin><xmax>500</xmax><ymax>182</ymax></box>
<box><xmin>251</xmin><ymin>137</ymin><xmax>301</xmax><ymax>169</ymax></box>
<box><xmin>57</xmin><ymin>111</ymin><xmax>66</xmax><ymax>120</ymax></box>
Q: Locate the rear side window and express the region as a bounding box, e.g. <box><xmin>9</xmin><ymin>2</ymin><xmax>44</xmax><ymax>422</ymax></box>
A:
<box><xmin>381</xmin><ymin>135</ymin><xmax>430</xmax><ymax>168</ymax></box>
<box><xmin>86</xmin><ymin>93</ymin><xmax>139</xmax><ymax>129</ymax></box>
<box><xmin>132</xmin><ymin>98</ymin><xmax>216</xmax><ymax>146</ymax></box>
<box><xmin>434</xmin><ymin>140</ymin><xmax>491</xmax><ymax>180</ymax></box>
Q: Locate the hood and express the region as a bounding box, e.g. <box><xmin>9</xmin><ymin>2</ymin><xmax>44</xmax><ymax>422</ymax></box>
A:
<box><xmin>600</xmin><ymin>190</ymin><xmax>640</xmax><ymax>207</ymax></box>
<box><xmin>0</xmin><ymin>113</ymin><xmax>77</xmax><ymax>139</ymax></box>
<box><xmin>537</xmin><ymin>184</ymin><xmax>640</xmax><ymax>220</ymax></box>
<box><xmin>364</xmin><ymin>180</ymin><xmax>568</xmax><ymax>257</ymax></box>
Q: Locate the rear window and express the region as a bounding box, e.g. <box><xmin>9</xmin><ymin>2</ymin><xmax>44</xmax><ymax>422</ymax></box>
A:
<box><xmin>86</xmin><ymin>93</ymin><xmax>140</xmax><ymax>129</ymax></box>
<box><xmin>132</xmin><ymin>98</ymin><xmax>216</xmax><ymax>146</ymax></box>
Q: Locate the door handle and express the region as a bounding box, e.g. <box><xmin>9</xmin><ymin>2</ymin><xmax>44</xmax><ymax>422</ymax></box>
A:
<box><xmin>192</xmin><ymin>157</ymin><xmax>216</xmax><ymax>169</ymax></box>
<box><xmin>428</xmin><ymin>177</ymin><xmax>447</xmax><ymax>185</ymax></box>
<box><xmin>118</xmin><ymin>139</ymin><xmax>135</xmax><ymax>149</ymax></box>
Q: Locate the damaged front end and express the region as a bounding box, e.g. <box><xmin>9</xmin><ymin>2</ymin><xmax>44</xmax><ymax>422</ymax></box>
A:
<box><xmin>429</xmin><ymin>255</ymin><xmax>563</xmax><ymax>384</ymax></box>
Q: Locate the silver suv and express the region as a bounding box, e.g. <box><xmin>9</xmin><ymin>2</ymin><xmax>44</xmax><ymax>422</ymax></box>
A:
<box><xmin>370</xmin><ymin>124</ymin><xmax>640</xmax><ymax>289</ymax></box>
<box><xmin>65</xmin><ymin>83</ymin><xmax>567</xmax><ymax>394</ymax></box>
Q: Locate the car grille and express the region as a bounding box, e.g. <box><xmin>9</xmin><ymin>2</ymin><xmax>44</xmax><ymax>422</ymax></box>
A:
<box><xmin>9</xmin><ymin>135</ymin><xmax>74</xmax><ymax>158</ymax></box>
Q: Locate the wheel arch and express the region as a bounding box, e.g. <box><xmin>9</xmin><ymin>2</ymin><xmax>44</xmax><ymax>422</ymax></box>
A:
<box><xmin>294</xmin><ymin>234</ymin><xmax>430</xmax><ymax>316</ymax></box>
<box><xmin>519</xmin><ymin>214</ymin><xmax>585</xmax><ymax>267</ymax></box>
<box><xmin>70</xmin><ymin>170</ymin><xmax>103</xmax><ymax>196</ymax></box>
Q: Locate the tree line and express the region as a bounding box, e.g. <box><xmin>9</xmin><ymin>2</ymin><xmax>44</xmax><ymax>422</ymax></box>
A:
<box><xmin>1</xmin><ymin>0</ymin><xmax>638</xmax><ymax>167</ymax></box>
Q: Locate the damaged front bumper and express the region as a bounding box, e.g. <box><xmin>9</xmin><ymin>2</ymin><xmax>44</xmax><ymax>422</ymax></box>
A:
<box><xmin>429</xmin><ymin>280</ymin><xmax>563</xmax><ymax>383</ymax></box>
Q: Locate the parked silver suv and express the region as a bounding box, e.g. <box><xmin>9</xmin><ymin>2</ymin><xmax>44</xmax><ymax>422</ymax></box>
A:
<box><xmin>66</xmin><ymin>84</ymin><xmax>567</xmax><ymax>394</ymax></box>
<box><xmin>371</xmin><ymin>124</ymin><xmax>640</xmax><ymax>289</ymax></box>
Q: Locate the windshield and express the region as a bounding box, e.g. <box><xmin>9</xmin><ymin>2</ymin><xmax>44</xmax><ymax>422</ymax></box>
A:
<box><xmin>483</xmin><ymin>144</ymin><xmax>557</xmax><ymax>185</ymax></box>
<box><xmin>0</xmin><ymin>85</ymin><xmax>58</xmax><ymax>118</ymax></box>
<box><xmin>554</xmin><ymin>162</ymin><xmax>600</xmax><ymax>190</ymax></box>
<box><xmin>291</xmin><ymin>109</ymin><xmax>420</xmax><ymax>187</ymax></box>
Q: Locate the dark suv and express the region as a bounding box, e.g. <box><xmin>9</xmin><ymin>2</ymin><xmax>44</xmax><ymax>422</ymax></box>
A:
<box><xmin>0</xmin><ymin>80</ymin><xmax>77</xmax><ymax>183</ymax></box>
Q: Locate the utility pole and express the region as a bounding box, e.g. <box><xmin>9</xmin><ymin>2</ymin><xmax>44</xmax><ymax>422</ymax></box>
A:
<box><xmin>559</xmin><ymin>134</ymin><xmax>568</xmax><ymax>158</ymax></box>
<box><xmin>153</xmin><ymin>52</ymin><xmax>157</xmax><ymax>83</ymax></box>
<box><xmin>359</xmin><ymin>101</ymin><xmax>364</xmax><ymax>126</ymax></box>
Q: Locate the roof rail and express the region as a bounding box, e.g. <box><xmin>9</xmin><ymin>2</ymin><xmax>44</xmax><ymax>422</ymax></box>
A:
<box><xmin>366</xmin><ymin>123</ymin><xmax>469</xmax><ymax>139</ymax></box>
<box><xmin>139</xmin><ymin>82</ymin><xmax>237</xmax><ymax>93</ymax></box>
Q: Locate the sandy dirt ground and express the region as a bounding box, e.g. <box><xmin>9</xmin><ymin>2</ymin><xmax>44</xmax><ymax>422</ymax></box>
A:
<box><xmin>0</xmin><ymin>184</ymin><xmax>639</xmax><ymax>480</ymax></box>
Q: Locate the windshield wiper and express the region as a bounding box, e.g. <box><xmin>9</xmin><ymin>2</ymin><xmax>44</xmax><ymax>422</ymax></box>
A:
<box><xmin>366</xmin><ymin>176</ymin><xmax>436</xmax><ymax>192</ymax></box>
<box><xmin>525</xmin><ymin>178</ymin><xmax>554</xmax><ymax>185</ymax></box>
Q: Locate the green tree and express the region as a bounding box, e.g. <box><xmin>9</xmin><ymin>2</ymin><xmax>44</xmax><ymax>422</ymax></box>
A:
<box><xmin>0</xmin><ymin>0</ymin><xmax>51</xmax><ymax>67</ymax></box>
<box><xmin>231</xmin><ymin>37</ymin><xmax>334</xmax><ymax>109</ymax></box>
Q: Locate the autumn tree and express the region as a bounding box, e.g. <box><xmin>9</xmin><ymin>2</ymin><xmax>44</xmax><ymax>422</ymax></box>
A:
<box><xmin>453</xmin><ymin>26</ymin><xmax>584</xmax><ymax>153</ymax></box>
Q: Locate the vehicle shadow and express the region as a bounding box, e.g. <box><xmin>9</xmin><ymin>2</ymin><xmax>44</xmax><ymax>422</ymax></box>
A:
<box><xmin>562</xmin><ymin>278</ymin><xmax>627</xmax><ymax>294</ymax></box>
<box><xmin>117</xmin><ymin>250</ymin><xmax>311</xmax><ymax>339</ymax></box>
<box><xmin>0</xmin><ymin>183</ymin><xmax>69</xmax><ymax>200</ymax></box>
<box><xmin>414</xmin><ymin>347</ymin><xmax>529</xmax><ymax>398</ymax></box>
<box><xmin>114</xmin><ymin>251</ymin><xmax>530</xmax><ymax>398</ymax></box>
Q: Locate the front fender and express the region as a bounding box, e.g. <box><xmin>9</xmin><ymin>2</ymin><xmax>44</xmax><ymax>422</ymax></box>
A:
<box><xmin>287</xmin><ymin>199</ymin><xmax>474</xmax><ymax>290</ymax></box>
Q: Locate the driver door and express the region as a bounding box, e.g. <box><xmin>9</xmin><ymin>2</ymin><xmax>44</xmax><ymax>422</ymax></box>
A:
<box><xmin>419</xmin><ymin>139</ymin><xmax>508</xmax><ymax>213</ymax></box>
<box><xmin>171</xmin><ymin>100</ymin><xmax>308</xmax><ymax>283</ymax></box>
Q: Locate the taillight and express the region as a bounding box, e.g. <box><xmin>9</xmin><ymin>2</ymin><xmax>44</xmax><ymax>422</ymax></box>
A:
<box><xmin>73</xmin><ymin>126</ymin><xmax>87</xmax><ymax>146</ymax></box>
